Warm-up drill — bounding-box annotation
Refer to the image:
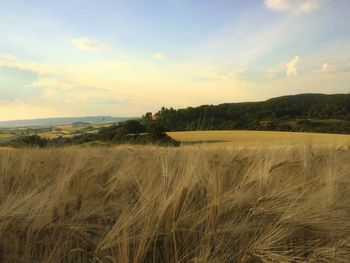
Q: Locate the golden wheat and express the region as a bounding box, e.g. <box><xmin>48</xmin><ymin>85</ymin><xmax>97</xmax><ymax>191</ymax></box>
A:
<box><xmin>167</xmin><ymin>130</ymin><xmax>350</xmax><ymax>147</ymax></box>
<box><xmin>0</xmin><ymin>145</ymin><xmax>349</xmax><ymax>262</ymax></box>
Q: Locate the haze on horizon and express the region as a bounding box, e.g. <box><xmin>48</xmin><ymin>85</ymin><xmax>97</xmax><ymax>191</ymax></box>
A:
<box><xmin>0</xmin><ymin>0</ymin><xmax>349</xmax><ymax>121</ymax></box>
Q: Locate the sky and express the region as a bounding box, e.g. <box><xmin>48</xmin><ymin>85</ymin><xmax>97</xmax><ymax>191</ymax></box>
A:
<box><xmin>0</xmin><ymin>0</ymin><xmax>349</xmax><ymax>120</ymax></box>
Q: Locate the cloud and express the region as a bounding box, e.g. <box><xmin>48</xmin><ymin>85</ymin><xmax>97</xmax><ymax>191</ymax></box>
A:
<box><xmin>266</xmin><ymin>56</ymin><xmax>300</xmax><ymax>77</ymax></box>
<box><xmin>0</xmin><ymin>54</ymin><xmax>18</xmax><ymax>61</ymax></box>
<box><xmin>203</xmin><ymin>68</ymin><xmax>246</xmax><ymax>82</ymax></box>
<box><xmin>72</xmin><ymin>38</ymin><xmax>108</xmax><ymax>52</ymax></box>
<box><xmin>322</xmin><ymin>63</ymin><xmax>330</xmax><ymax>72</ymax></box>
<box><xmin>319</xmin><ymin>61</ymin><xmax>350</xmax><ymax>75</ymax></box>
<box><xmin>265</xmin><ymin>0</ymin><xmax>291</xmax><ymax>12</ymax></box>
<box><xmin>94</xmin><ymin>61</ymin><xmax>129</xmax><ymax>70</ymax></box>
<box><xmin>30</xmin><ymin>78</ymin><xmax>76</xmax><ymax>90</ymax></box>
<box><xmin>265</xmin><ymin>0</ymin><xmax>327</xmax><ymax>14</ymax></box>
<box><xmin>286</xmin><ymin>56</ymin><xmax>300</xmax><ymax>77</ymax></box>
<box><xmin>154</xmin><ymin>52</ymin><xmax>167</xmax><ymax>60</ymax></box>
<box><xmin>0</xmin><ymin>53</ymin><xmax>53</xmax><ymax>75</ymax></box>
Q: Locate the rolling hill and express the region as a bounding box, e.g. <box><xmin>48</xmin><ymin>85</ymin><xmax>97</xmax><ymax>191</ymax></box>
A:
<box><xmin>0</xmin><ymin>116</ymin><xmax>138</xmax><ymax>127</ymax></box>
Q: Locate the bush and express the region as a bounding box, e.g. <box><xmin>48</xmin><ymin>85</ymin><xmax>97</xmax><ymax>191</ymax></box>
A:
<box><xmin>5</xmin><ymin>135</ymin><xmax>48</xmax><ymax>148</ymax></box>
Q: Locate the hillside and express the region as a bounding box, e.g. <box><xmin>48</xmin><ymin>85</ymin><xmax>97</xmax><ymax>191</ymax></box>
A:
<box><xmin>0</xmin><ymin>116</ymin><xmax>138</xmax><ymax>127</ymax></box>
<box><xmin>154</xmin><ymin>93</ymin><xmax>350</xmax><ymax>134</ymax></box>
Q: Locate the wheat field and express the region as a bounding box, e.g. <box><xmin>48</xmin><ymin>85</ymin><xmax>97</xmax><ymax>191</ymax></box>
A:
<box><xmin>167</xmin><ymin>131</ymin><xmax>350</xmax><ymax>147</ymax></box>
<box><xmin>0</xmin><ymin>145</ymin><xmax>349</xmax><ymax>262</ymax></box>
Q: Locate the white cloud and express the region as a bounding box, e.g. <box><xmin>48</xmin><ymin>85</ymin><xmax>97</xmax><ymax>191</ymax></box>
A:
<box><xmin>30</xmin><ymin>78</ymin><xmax>75</xmax><ymax>90</ymax></box>
<box><xmin>322</xmin><ymin>63</ymin><xmax>330</xmax><ymax>72</ymax></box>
<box><xmin>94</xmin><ymin>61</ymin><xmax>129</xmax><ymax>70</ymax></box>
<box><xmin>72</xmin><ymin>38</ymin><xmax>108</xmax><ymax>52</ymax></box>
<box><xmin>154</xmin><ymin>52</ymin><xmax>167</xmax><ymax>60</ymax></box>
<box><xmin>319</xmin><ymin>62</ymin><xmax>350</xmax><ymax>75</ymax></box>
<box><xmin>0</xmin><ymin>53</ymin><xmax>53</xmax><ymax>75</ymax></box>
<box><xmin>265</xmin><ymin>0</ymin><xmax>327</xmax><ymax>14</ymax></box>
<box><xmin>0</xmin><ymin>53</ymin><xmax>18</xmax><ymax>61</ymax></box>
<box><xmin>266</xmin><ymin>56</ymin><xmax>300</xmax><ymax>77</ymax></box>
<box><xmin>265</xmin><ymin>0</ymin><xmax>291</xmax><ymax>12</ymax></box>
<box><xmin>286</xmin><ymin>56</ymin><xmax>300</xmax><ymax>77</ymax></box>
<box><xmin>203</xmin><ymin>68</ymin><xmax>246</xmax><ymax>82</ymax></box>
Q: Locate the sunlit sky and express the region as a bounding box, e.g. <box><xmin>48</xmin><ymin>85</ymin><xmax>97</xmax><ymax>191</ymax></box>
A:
<box><xmin>0</xmin><ymin>0</ymin><xmax>349</xmax><ymax>120</ymax></box>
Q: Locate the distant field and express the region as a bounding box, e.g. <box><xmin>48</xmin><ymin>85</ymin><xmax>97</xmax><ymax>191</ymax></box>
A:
<box><xmin>2</xmin><ymin>126</ymin><xmax>350</xmax><ymax>148</ymax></box>
<box><xmin>0</xmin><ymin>123</ymin><xmax>110</xmax><ymax>142</ymax></box>
<box><xmin>168</xmin><ymin>130</ymin><xmax>350</xmax><ymax>147</ymax></box>
<box><xmin>0</xmin><ymin>133</ymin><xmax>13</xmax><ymax>139</ymax></box>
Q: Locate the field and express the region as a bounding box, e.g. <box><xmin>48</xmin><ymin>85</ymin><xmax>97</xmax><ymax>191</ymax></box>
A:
<box><xmin>2</xmin><ymin>122</ymin><xmax>350</xmax><ymax>149</ymax></box>
<box><xmin>0</xmin><ymin>144</ymin><xmax>349</xmax><ymax>262</ymax></box>
<box><xmin>0</xmin><ymin>123</ymin><xmax>112</xmax><ymax>142</ymax></box>
<box><xmin>168</xmin><ymin>130</ymin><xmax>350</xmax><ymax>147</ymax></box>
<box><xmin>0</xmin><ymin>133</ymin><xmax>13</xmax><ymax>140</ymax></box>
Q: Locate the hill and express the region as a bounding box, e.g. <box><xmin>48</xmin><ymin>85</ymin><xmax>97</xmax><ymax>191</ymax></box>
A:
<box><xmin>0</xmin><ymin>116</ymin><xmax>138</xmax><ymax>127</ymax></box>
<box><xmin>154</xmin><ymin>93</ymin><xmax>350</xmax><ymax>134</ymax></box>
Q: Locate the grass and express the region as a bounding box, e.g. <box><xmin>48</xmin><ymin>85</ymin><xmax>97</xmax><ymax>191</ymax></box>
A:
<box><xmin>168</xmin><ymin>130</ymin><xmax>350</xmax><ymax>147</ymax></box>
<box><xmin>0</xmin><ymin>133</ymin><xmax>13</xmax><ymax>140</ymax></box>
<box><xmin>0</xmin><ymin>144</ymin><xmax>349</xmax><ymax>262</ymax></box>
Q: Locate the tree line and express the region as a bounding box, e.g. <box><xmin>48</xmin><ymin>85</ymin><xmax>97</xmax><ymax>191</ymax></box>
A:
<box><xmin>1</xmin><ymin>120</ymin><xmax>179</xmax><ymax>148</ymax></box>
<box><xmin>153</xmin><ymin>94</ymin><xmax>350</xmax><ymax>134</ymax></box>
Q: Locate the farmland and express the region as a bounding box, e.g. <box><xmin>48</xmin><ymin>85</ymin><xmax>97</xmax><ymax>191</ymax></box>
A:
<box><xmin>168</xmin><ymin>130</ymin><xmax>350</xmax><ymax>147</ymax></box>
<box><xmin>0</xmin><ymin>145</ymin><xmax>349</xmax><ymax>262</ymax></box>
<box><xmin>1</xmin><ymin>124</ymin><xmax>350</xmax><ymax>262</ymax></box>
<box><xmin>0</xmin><ymin>123</ymin><xmax>111</xmax><ymax>142</ymax></box>
<box><xmin>0</xmin><ymin>125</ymin><xmax>349</xmax><ymax>262</ymax></box>
<box><xmin>2</xmin><ymin>122</ymin><xmax>350</xmax><ymax>149</ymax></box>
